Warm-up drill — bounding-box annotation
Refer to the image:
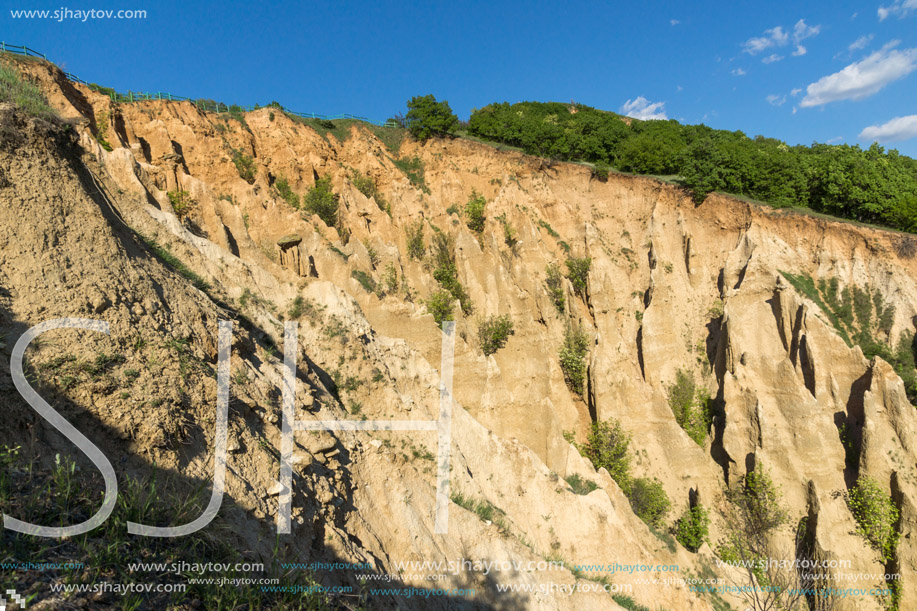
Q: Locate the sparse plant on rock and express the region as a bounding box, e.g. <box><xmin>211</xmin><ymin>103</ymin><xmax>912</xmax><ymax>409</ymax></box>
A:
<box><xmin>565</xmin><ymin>257</ymin><xmax>591</xmax><ymax>299</ymax></box>
<box><xmin>478</xmin><ymin>314</ymin><xmax>514</xmax><ymax>356</ymax></box>
<box><xmin>846</xmin><ymin>475</ymin><xmax>899</xmax><ymax>562</ymax></box>
<box><xmin>559</xmin><ymin>322</ymin><xmax>589</xmax><ymax>395</ymax></box>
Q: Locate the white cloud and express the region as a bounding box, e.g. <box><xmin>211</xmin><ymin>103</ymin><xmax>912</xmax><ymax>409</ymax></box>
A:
<box><xmin>801</xmin><ymin>42</ymin><xmax>917</xmax><ymax>107</ymax></box>
<box><xmin>670</xmin><ymin>19</ymin><xmax>680</xmax><ymax>26</ymax></box>
<box><xmin>766</xmin><ymin>94</ymin><xmax>787</xmax><ymax>106</ymax></box>
<box><xmin>793</xmin><ymin>19</ymin><xmax>821</xmax><ymax>43</ymax></box>
<box><xmin>878</xmin><ymin>0</ymin><xmax>917</xmax><ymax>20</ymax></box>
<box><xmin>859</xmin><ymin>115</ymin><xmax>917</xmax><ymax>142</ymax></box>
<box><xmin>619</xmin><ymin>97</ymin><xmax>668</xmax><ymax>121</ymax></box>
<box><xmin>731</xmin><ymin>68</ymin><xmax>747</xmax><ymax>76</ymax></box>
<box><xmin>790</xmin><ymin>88</ymin><xmax>802</xmax><ymax>96</ymax></box>
<box><xmin>676</xmin><ymin>85</ymin><xmax>683</xmax><ymax>91</ymax></box>
<box><xmin>743</xmin><ymin>19</ymin><xmax>820</xmax><ymax>60</ymax></box>
<box><xmin>827</xmin><ymin>136</ymin><xmax>844</xmax><ymax>143</ymax></box>
<box><xmin>743</xmin><ymin>26</ymin><xmax>788</xmax><ymax>54</ymax></box>
<box><xmin>849</xmin><ymin>34</ymin><xmax>874</xmax><ymax>52</ymax></box>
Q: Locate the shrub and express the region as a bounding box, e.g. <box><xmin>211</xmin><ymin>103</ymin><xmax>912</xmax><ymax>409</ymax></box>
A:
<box><xmin>628</xmin><ymin>477</ymin><xmax>671</xmax><ymax>528</ymax></box>
<box><xmin>591</xmin><ymin>160</ymin><xmax>610</xmax><ymax>182</ymax></box>
<box><xmin>846</xmin><ymin>475</ymin><xmax>899</xmax><ymax>562</ymax></box>
<box><xmin>406</xmin><ymin>220</ymin><xmax>425</xmax><ymax>260</ymax></box>
<box><xmin>302</xmin><ymin>176</ymin><xmax>339</xmax><ymax>227</ymax></box>
<box><xmin>559</xmin><ymin>323</ymin><xmax>590</xmax><ymax>395</ymax></box>
<box><xmin>674</xmin><ymin>505</ymin><xmax>710</xmax><ymax>552</ymax></box>
<box><xmin>431</xmin><ymin>231</ymin><xmax>473</xmax><ymax>314</ymax></box>
<box><xmin>545</xmin><ymin>263</ymin><xmax>566</xmax><ymax>313</ymax></box>
<box><xmin>405</xmin><ymin>94</ymin><xmax>458</xmax><ymax>141</ymax></box>
<box><xmin>231</xmin><ymin>149</ymin><xmax>256</xmax><ymax>183</ymax></box>
<box><xmin>501</xmin><ymin>218</ymin><xmax>518</xmax><ymax>249</ymax></box>
<box><xmin>726</xmin><ymin>468</ymin><xmax>789</xmax><ymax>536</ymax></box>
<box><xmin>565</xmin><ymin>473</ymin><xmax>598</xmax><ymax>495</ymax></box>
<box><xmin>478</xmin><ymin>314</ymin><xmax>514</xmax><ymax>356</ymax></box>
<box><xmin>573</xmin><ymin>418</ymin><xmax>631</xmax><ymax>487</ymax></box>
<box><xmin>426</xmin><ymin>289</ymin><xmax>454</xmax><ymax>325</ymax></box>
<box><xmin>274</xmin><ymin>175</ymin><xmax>299</xmax><ymax>208</ymax></box>
<box><xmin>383</xmin><ymin>262</ymin><xmax>399</xmax><ymax>294</ymax></box>
<box><xmin>666</xmin><ymin>370</ymin><xmax>714</xmax><ymax>445</ymax></box>
<box><xmin>464</xmin><ymin>191</ymin><xmax>486</xmax><ymax>233</ymax></box>
<box><xmin>0</xmin><ymin>62</ymin><xmax>56</xmax><ymax>119</ymax></box>
<box><xmin>565</xmin><ymin>257</ymin><xmax>591</xmax><ymax>299</ymax></box>
<box><xmin>167</xmin><ymin>190</ymin><xmax>194</xmax><ymax>219</ymax></box>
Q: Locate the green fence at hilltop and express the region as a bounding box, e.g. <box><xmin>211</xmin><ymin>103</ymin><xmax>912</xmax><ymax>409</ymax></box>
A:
<box><xmin>0</xmin><ymin>41</ymin><xmax>397</xmax><ymax>126</ymax></box>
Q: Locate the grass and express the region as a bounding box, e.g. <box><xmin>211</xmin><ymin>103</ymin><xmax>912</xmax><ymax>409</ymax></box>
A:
<box><xmin>450</xmin><ymin>491</ymin><xmax>509</xmax><ymax>532</ymax></box>
<box><xmin>0</xmin><ymin>448</ymin><xmax>332</xmax><ymax>609</ymax></box>
<box><xmin>137</xmin><ymin>232</ymin><xmax>210</xmax><ymax>292</ymax></box>
<box><xmin>0</xmin><ymin>60</ymin><xmax>56</xmax><ymax>119</ymax></box>
<box><xmin>351</xmin><ymin>269</ymin><xmax>376</xmax><ymax>293</ymax></box>
<box><xmin>564</xmin><ymin>473</ymin><xmax>598</xmax><ymax>495</ymax></box>
<box><xmin>392</xmin><ymin>155</ymin><xmax>430</xmax><ymax>193</ymax></box>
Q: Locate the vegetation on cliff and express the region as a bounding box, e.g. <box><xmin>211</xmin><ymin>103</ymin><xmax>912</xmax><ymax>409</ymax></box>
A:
<box><xmin>467</xmin><ymin>101</ymin><xmax>917</xmax><ymax>233</ymax></box>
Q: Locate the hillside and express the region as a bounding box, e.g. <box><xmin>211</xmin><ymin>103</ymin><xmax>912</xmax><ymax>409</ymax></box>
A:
<box><xmin>1</xmin><ymin>54</ymin><xmax>917</xmax><ymax>611</ymax></box>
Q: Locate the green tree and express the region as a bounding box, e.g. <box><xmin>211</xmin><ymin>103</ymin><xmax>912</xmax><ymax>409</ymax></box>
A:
<box><xmin>405</xmin><ymin>94</ymin><xmax>458</xmax><ymax>141</ymax></box>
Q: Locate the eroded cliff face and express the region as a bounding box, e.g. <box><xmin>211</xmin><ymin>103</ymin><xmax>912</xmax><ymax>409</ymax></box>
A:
<box><xmin>4</xmin><ymin>57</ymin><xmax>917</xmax><ymax>610</ymax></box>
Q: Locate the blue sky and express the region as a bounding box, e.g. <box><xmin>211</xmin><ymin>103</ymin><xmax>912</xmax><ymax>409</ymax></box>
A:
<box><xmin>6</xmin><ymin>0</ymin><xmax>917</xmax><ymax>155</ymax></box>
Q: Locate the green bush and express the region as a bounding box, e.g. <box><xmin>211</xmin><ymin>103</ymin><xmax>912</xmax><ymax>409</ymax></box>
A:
<box><xmin>591</xmin><ymin>160</ymin><xmax>610</xmax><ymax>182</ymax></box>
<box><xmin>571</xmin><ymin>418</ymin><xmax>631</xmax><ymax>487</ymax></box>
<box><xmin>406</xmin><ymin>220</ymin><xmax>425</xmax><ymax>260</ymax></box>
<box><xmin>846</xmin><ymin>475</ymin><xmax>899</xmax><ymax>562</ymax></box>
<box><xmin>545</xmin><ymin>263</ymin><xmax>566</xmax><ymax>313</ymax></box>
<box><xmin>674</xmin><ymin>504</ymin><xmax>710</xmax><ymax>552</ymax></box>
<box><xmin>464</xmin><ymin>191</ymin><xmax>486</xmax><ymax>233</ymax></box>
<box><xmin>628</xmin><ymin>477</ymin><xmax>671</xmax><ymax>528</ymax></box>
<box><xmin>565</xmin><ymin>257</ymin><xmax>591</xmax><ymax>299</ymax></box>
<box><xmin>666</xmin><ymin>370</ymin><xmax>714</xmax><ymax>445</ymax></box>
<box><xmin>565</xmin><ymin>473</ymin><xmax>598</xmax><ymax>495</ymax></box>
<box><xmin>478</xmin><ymin>314</ymin><xmax>514</xmax><ymax>356</ymax></box>
<box><xmin>231</xmin><ymin>149</ymin><xmax>256</xmax><ymax>183</ymax></box>
<box><xmin>431</xmin><ymin>231</ymin><xmax>473</xmax><ymax>314</ymax></box>
<box><xmin>405</xmin><ymin>94</ymin><xmax>458</xmax><ymax>141</ymax></box>
<box><xmin>559</xmin><ymin>323</ymin><xmax>590</xmax><ymax>395</ymax></box>
<box><xmin>302</xmin><ymin>176</ymin><xmax>339</xmax><ymax>227</ymax></box>
<box><xmin>426</xmin><ymin>289</ymin><xmax>454</xmax><ymax>325</ymax></box>
<box><xmin>0</xmin><ymin>62</ymin><xmax>55</xmax><ymax>119</ymax></box>
<box><xmin>273</xmin><ymin>175</ymin><xmax>299</xmax><ymax>208</ymax></box>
